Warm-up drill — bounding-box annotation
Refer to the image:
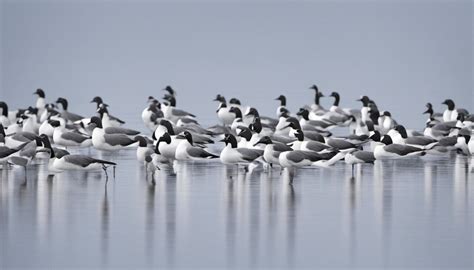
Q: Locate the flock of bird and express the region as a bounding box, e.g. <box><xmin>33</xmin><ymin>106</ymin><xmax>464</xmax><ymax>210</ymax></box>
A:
<box><xmin>0</xmin><ymin>85</ymin><xmax>473</xmax><ymax>183</ymax></box>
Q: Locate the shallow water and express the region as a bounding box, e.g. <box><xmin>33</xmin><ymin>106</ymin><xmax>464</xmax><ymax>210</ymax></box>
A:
<box><xmin>1</xmin><ymin>150</ymin><xmax>472</xmax><ymax>269</ymax></box>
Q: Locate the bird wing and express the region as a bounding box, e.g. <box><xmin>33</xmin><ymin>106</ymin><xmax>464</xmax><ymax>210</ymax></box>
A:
<box><xmin>405</xmin><ymin>136</ymin><xmax>437</xmax><ymax>146</ymax></box>
<box><xmin>354</xmin><ymin>151</ymin><xmax>375</xmax><ymax>163</ymax></box>
<box><xmin>273</xmin><ymin>142</ymin><xmax>293</xmax><ymax>152</ymax></box>
<box><xmin>62</xmin><ymin>131</ymin><xmax>90</xmax><ymax>143</ymax></box>
<box><xmin>188</xmin><ymin>147</ymin><xmax>218</xmax><ymax>158</ymax></box>
<box><xmin>103</xmin><ymin>134</ymin><xmax>135</xmax><ymax>146</ymax></box>
<box><xmin>305</xmin><ymin>141</ymin><xmax>331</xmax><ymax>152</ymax></box>
<box><xmin>109</xmin><ymin>114</ymin><xmax>125</xmax><ymax>124</ymax></box>
<box><xmin>172</xmin><ymin>108</ymin><xmax>195</xmax><ymax>117</ymax></box>
<box><xmin>63</xmin><ymin>155</ymin><xmax>116</xmax><ymax>167</ymax></box>
<box><xmin>236</xmin><ymin>148</ymin><xmax>263</xmax><ymax>161</ymax></box>
<box><xmin>328</xmin><ymin>139</ymin><xmax>356</xmax><ymax>150</ymax></box>
<box><xmin>384</xmin><ymin>144</ymin><xmax>422</xmax><ymax>155</ymax></box>
<box><xmin>63</xmin><ymin>111</ymin><xmax>84</xmax><ymax>122</ymax></box>
<box><xmin>19</xmin><ymin>141</ymin><xmax>37</xmax><ymax>158</ymax></box>
<box><xmin>105</xmin><ymin>127</ymin><xmax>140</xmax><ymax>136</ymax></box>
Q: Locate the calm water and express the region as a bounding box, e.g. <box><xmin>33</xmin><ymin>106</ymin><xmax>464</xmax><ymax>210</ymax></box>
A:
<box><xmin>1</xmin><ymin>149</ymin><xmax>473</xmax><ymax>269</ymax></box>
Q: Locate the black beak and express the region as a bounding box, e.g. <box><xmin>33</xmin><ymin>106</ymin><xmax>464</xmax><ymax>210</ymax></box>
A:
<box><xmin>219</xmin><ymin>138</ymin><xmax>226</xmax><ymax>142</ymax></box>
<box><xmin>176</xmin><ymin>134</ymin><xmax>185</xmax><ymax>139</ymax></box>
<box><xmin>422</xmin><ymin>109</ymin><xmax>430</xmax><ymax>114</ymax></box>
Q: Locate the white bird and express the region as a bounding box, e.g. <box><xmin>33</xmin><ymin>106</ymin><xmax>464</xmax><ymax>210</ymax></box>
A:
<box><xmin>50</xmin><ymin>119</ymin><xmax>92</xmax><ymax>147</ymax></box>
<box><xmin>219</xmin><ymin>133</ymin><xmax>263</xmax><ymax>165</ymax></box>
<box><xmin>0</xmin><ymin>102</ymin><xmax>11</xmax><ymax>127</ymax></box>
<box><xmin>253</xmin><ymin>136</ymin><xmax>292</xmax><ymax>167</ymax></box>
<box><xmin>33</xmin><ymin>88</ymin><xmax>47</xmax><ymax>118</ymax></box>
<box><xmin>214</xmin><ymin>95</ymin><xmax>234</xmax><ymax>126</ymax></box>
<box><xmin>175</xmin><ymin>131</ymin><xmax>219</xmax><ymax>161</ymax></box>
<box><xmin>40</xmin><ymin>135</ymin><xmax>116</xmax><ymax>175</ymax></box>
<box><xmin>56</xmin><ymin>97</ymin><xmax>84</xmax><ymax>123</ymax></box>
<box><xmin>373</xmin><ymin>135</ymin><xmax>425</xmax><ymax>159</ymax></box>
<box><xmin>89</xmin><ymin>117</ymin><xmax>137</xmax><ymax>151</ymax></box>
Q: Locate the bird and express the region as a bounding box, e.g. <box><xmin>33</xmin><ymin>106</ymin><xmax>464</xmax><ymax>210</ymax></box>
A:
<box><xmin>214</xmin><ymin>94</ymin><xmax>234</xmax><ymax>126</ymax></box>
<box><xmin>8</xmin><ymin>136</ymin><xmax>43</xmax><ymax>169</ymax></box>
<box><xmin>175</xmin><ymin>131</ymin><xmax>219</xmax><ymax>161</ymax></box>
<box><xmin>389</xmin><ymin>125</ymin><xmax>438</xmax><ymax>149</ymax></box>
<box><xmin>275</xmin><ymin>95</ymin><xmax>288</xmax><ymax>116</ymax></box>
<box><xmin>0</xmin><ymin>102</ymin><xmax>11</xmax><ymax>127</ymax></box>
<box><xmin>345</xmin><ymin>150</ymin><xmax>376</xmax><ymax>176</ymax></box>
<box><xmin>308</xmin><ymin>84</ymin><xmax>326</xmax><ymax>114</ymax></box>
<box><xmin>442</xmin><ymin>99</ymin><xmax>469</xmax><ymax>122</ymax></box>
<box><xmin>454</xmin><ymin>129</ymin><xmax>473</xmax><ymax>155</ymax></box>
<box><xmin>219</xmin><ymin>133</ymin><xmax>263</xmax><ymax>166</ymax></box>
<box><xmin>135</xmin><ymin>135</ymin><xmax>154</xmax><ymax>163</ymax></box>
<box><xmin>163</xmin><ymin>85</ymin><xmax>177</xmax><ymax>97</ymax></box>
<box><xmin>56</xmin><ymin>97</ymin><xmax>84</xmax><ymax>123</ymax></box>
<box><xmin>162</xmin><ymin>95</ymin><xmax>196</xmax><ymax>124</ymax></box>
<box><xmin>296</xmin><ymin>108</ymin><xmax>337</xmax><ymax>130</ymax></box>
<box><xmin>91</xmin><ymin>97</ymin><xmax>125</xmax><ymax>127</ymax></box>
<box><xmin>229</xmin><ymin>107</ymin><xmax>246</xmax><ymax>132</ymax></box>
<box><xmin>142</xmin><ymin>97</ymin><xmax>163</xmax><ymax>131</ymax></box>
<box><xmin>0</xmin><ymin>139</ymin><xmax>27</xmax><ymax>166</ymax></box>
<box><xmin>253</xmin><ymin>135</ymin><xmax>293</xmax><ymax>167</ymax></box>
<box><xmin>290</xmin><ymin>129</ymin><xmax>333</xmax><ymax>153</ymax></box>
<box><xmin>1</xmin><ymin>123</ymin><xmax>38</xmax><ymax>148</ymax></box>
<box><xmin>423</xmin><ymin>103</ymin><xmax>443</xmax><ymax>122</ymax></box>
<box><xmin>33</xmin><ymin>88</ymin><xmax>47</xmax><ymax>117</ymax></box>
<box><xmin>96</xmin><ymin>106</ymin><xmax>140</xmax><ymax>135</ymax></box>
<box><xmin>88</xmin><ymin>117</ymin><xmax>137</xmax><ymax>151</ymax></box>
<box><xmin>50</xmin><ymin>119</ymin><xmax>92</xmax><ymax>147</ymax></box>
<box><xmin>373</xmin><ymin>135</ymin><xmax>425</xmax><ymax>159</ymax></box>
<box><xmin>40</xmin><ymin>134</ymin><xmax>116</xmax><ymax>176</ymax></box>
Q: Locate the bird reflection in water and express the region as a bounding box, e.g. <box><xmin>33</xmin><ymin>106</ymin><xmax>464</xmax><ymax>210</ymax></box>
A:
<box><xmin>101</xmin><ymin>185</ymin><xmax>110</xmax><ymax>266</ymax></box>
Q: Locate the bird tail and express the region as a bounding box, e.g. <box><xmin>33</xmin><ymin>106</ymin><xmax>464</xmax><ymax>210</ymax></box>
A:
<box><xmin>95</xmin><ymin>159</ymin><xmax>117</xmax><ymax>166</ymax></box>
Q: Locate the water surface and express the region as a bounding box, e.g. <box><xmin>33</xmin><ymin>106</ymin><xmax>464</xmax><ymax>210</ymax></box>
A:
<box><xmin>1</xmin><ymin>151</ymin><xmax>472</xmax><ymax>269</ymax></box>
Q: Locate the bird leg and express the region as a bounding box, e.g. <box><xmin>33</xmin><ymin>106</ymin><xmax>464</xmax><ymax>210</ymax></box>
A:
<box><xmin>351</xmin><ymin>164</ymin><xmax>355</xmax><ymax>177</ymax></box>
<box><xmin>113</xmin><ymin>166</ymin><xmax>116</xmax><ymax>178</ymax></box>
<box><xmin>102</xmin><ymin>164</ymin><xmax>109</xmax><ymax>180</ymax></box>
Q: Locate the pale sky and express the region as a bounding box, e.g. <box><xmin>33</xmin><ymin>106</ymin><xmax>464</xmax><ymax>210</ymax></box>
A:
<box><xmin>1</xmin><ymin>0</ymin><xmax>472</xmax><ymax>129</ymax></box>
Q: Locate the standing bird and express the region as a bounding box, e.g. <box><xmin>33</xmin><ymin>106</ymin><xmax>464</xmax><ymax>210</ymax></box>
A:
<box><xmin>33</xmin><ymin>88</ymin><xmax>47</xmax><ymax>118</ymax></box>
<box><xmin>175</xmin><ymin>131</ymin><xmax>219</xmax><ymax>161</ymax></box>
<box><xmin>40</xmin><ymin>135</ymin><xmax>116</xmax><ymax>176</ymax></box>
<box><xmin>254</xmin><ymin>136</ymin><xmax>293</xmax><ymax>167</ymax></box>
<box><xmin>219</xmin><ymin>133</ymin><xmax>263</xmax><ymax>166</ymax></box>
<box><xmin>345</xmin><ymin>150</ymin><xmax>376</xmax><ymax>176</ymax></box>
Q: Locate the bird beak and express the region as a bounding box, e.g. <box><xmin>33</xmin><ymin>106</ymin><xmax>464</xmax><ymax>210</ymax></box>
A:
<box><xmin>356</xmin><ymin>98</ymin><xmax>361</xmax><ymax>101</ymax></box>
<box><xmin>176</xmin><ymin>134</ymin><xmax>185</xmax><ymax>139</ymax></box>
<box><xmin>422</xmin><ymin>109</ymin><xmax>430</xmax><ymax>114</ymax></box>
<box><xmin>219</xmin><ymin>138</ymin><xmax>226</xmax><ymax>142</ymax></box>
<box><xmin>253</xmin><ymin>139</ymin><xmax>263</xmax><ymax>147</ymax></box>
<box><xmin>283</xmin><ymin>124</ymin><xmax>291</xmax><ymax>129</ymax></box>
